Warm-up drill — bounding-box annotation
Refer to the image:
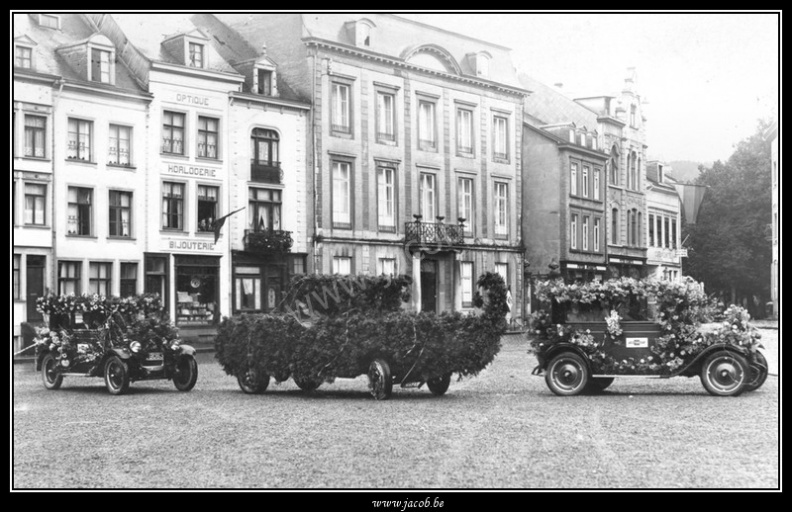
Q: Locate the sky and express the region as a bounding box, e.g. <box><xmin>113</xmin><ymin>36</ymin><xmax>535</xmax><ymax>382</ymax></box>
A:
<box><xmin>401</xmin><ymin>12</ymin><xmax>779</xmax><ymax>164</ymax></box>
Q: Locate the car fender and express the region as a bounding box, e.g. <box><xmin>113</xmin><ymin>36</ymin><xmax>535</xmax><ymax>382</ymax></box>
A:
<box><xmin>535</xmin><ymin>342</ymin><xmax>593</xmax><ymax>374</ymax></box>
<box><xmin>106</xmin><ymin>347</ymin><xmax>132</xmax><ymax>360</ymax></box>
<box><xmin>177</xmin><ymin>344</ymin><xmax>196</xmax><ymax>357</ymax></box>
<box><xmin>671</xmin><ymin>343</ymin><xmax>749</xmax><ymax>377</ymax></box>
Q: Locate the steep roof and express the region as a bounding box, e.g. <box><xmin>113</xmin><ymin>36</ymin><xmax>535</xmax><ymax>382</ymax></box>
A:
<box><xmin>519</xmin><ymin>73</ymin><xmax>599</xmax><ymax>129</ymax></box>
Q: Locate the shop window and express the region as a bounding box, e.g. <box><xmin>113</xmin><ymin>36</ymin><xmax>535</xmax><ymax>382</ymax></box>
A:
<box><xmin>144</xmin><ymin>254</ymin><xmax>169</xmax><ymax>307</ymax></box>
<box><xmin>234</xmin><ymin>266</ymin><xmax>261</xmax><ymax>312</ymax></box>
<box><xmin>175</xmin><ymin>256</ymin><xmax>219</xmax><ymax>326</ymax></box>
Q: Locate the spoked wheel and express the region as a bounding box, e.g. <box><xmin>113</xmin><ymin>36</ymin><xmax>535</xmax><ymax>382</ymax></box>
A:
<box><xmin>172</xmin><ymin>355</ymin><xmax>198</xmax><ymax>392</ymax></box>
<box><xmin>237</xmin><ymin>367</ymin><xmax>269</xmax><ymax>394</ymax></box>
<box><xmin>293</xmin><ymin>375</ymin><xmax>322</xmax><ymax>392</ymax></box>
<box><xmin>745</xmin><ymin>352</ymin><xmax>769</xmax><ymax>392</ymax></box>
<box><xmin>545</xmin><ymin>352</ymin><xmax>589</xmax><ymax>396</ymax></box>
<box><xmin>41</xmin><ymin>354</ymin><xmax>63</xmax><ymax>390</ymax></box>
<box><xmin>104</xmin><ymin>355</ymin><xmax>130</xmax><ymax>395</ymax></box>
<box><xmin>368</xmin><ymin>358</ymin><xmax>392</xmax><ymax>400</ymax></box>
<box><xmin>426</xmin><ymin>373</ymin><xmax>452</xmax><ymax>396</ymax></box>
<box><xmin>700</xmin><ymin>351</ymin><xmax>749</xmax><ymax>397</ymax></box>
<box><xmin>586</xmin><ymin>377</ymin><xmax>615</xmax><ymax>393</ymax></box>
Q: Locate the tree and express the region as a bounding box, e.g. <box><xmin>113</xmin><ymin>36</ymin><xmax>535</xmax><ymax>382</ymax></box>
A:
<box><xmin>683</xmin><ymin>120</ymin><xmax>773</xmax><ymax>317</ymax></box>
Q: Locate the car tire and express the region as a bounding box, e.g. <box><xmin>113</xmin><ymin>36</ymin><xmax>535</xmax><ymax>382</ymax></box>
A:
<box><xmin>586</xmin><ymin>377</ymin><xmax>615</xmax><ymax>393</ymax></box>
<box><xmin>237</xmin><ymin>367</ymin><xmax>269</xmax><ymax>394</ymax></box>
<box><xmin>41</xmin><ymin>354</ymin><xmax>63</xmax><ymax>390</ymax></box>
<box><xmin>745</xmin><ymin>352</ymin><xmax>769</xmax><ymax>392</ymax></box>
<box><xmin>368</xmin><ymin>358</ymin><xmax>392</xmax><ymax>400</ymax></box>
<box><xmin>293</xmin><ymin>375</ymin><xmax>322</xmax><ymax>392</ymax></box>
<box><xmin>104</xmin><ymin>355</ymin><xmax>130</xmax><ymax>395</ymax></box>
<box><xmin>173</xmin><ymin>355</ymin><xmax>198</xmax><ymax>392</ymax></box>
<box><xmin>545</xmin><ymin>352</ymin><xmax>589</xmax><ymax>396</ymax></box>
<box><xmin>700</xmin><ymin>351</ymin><xmax>749</xmax><ymax>397</ymax></box>
<box><xmin>426</xmin><ymin>373</ymin><xmax>452</xmax><ymax>396</ymax></box>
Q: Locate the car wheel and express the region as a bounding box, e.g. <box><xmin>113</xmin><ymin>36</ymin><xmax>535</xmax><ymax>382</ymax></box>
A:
<box><xmin>745</xmin><ymin>352</ymin><xmax>769</xmax><ymax>392</ymax></box>
<box><xmin>426</xmin><ymin>373</ymin><xmax>452</xmax><ymax>396</ymax></box>
<box><xmin>545</xmin><ymin>352</ymin><xmax>589</xmax><ymax>396</ymax></box>
<box><xmin>104</xmin><ymin>355</ymin><xmax>130</xmax><ymax>395</ymax></box>
<box><xmin>237</xmin><ymin>367</ymin><xmax>269</xmax><ymax>394</ymax></box>
<box><xmin>700</xmin><ymin>351</ymin><xmax>749</xmax><ymax>397</ymax></box>
<box><xmin>41</xmin><ymin>354</ymin><xmax>63</xmax><ymax>390</ymax></box>
<box><xmin>586</xmin><ymin>377</ymin><xmax>615</xmax><ymax>393</ymax></box>
<box><xmin>173</xmin><ymin>355</ymin><xmax>198</xmax><ymax>392</ymax></box>
<box><xmin>293</xmin><ymin>375</ymin><xmax>322</xmax><ymax>392</ymax></box>
<box><xmin>368</xmin><ymin>358</ymin><xmax>392</xmax><ymax>400</ymax></box>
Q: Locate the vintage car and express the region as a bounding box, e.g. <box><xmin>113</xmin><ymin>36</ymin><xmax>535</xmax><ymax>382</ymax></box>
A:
<box><xmin>33</xmin><ymin>316</ymin><xmax>198</xmax><ymax>395</ymax></box>
<box><xmin>529</xmin><ymin>277</ymin><xmax>768</xmax><ymax>397</ymax></box>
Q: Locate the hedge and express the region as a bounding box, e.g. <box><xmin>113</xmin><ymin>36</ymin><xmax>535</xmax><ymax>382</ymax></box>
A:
<box><xmin>215</xmin><ymin>272</ymin><xmax>508</xmax><ymax>384</ymax></box>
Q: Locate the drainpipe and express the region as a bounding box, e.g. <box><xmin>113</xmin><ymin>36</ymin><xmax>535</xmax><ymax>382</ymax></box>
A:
<box><xmin>50</xmin><ymin>78</ymin><xmax>65</xmax><ymax>295</ymax></box>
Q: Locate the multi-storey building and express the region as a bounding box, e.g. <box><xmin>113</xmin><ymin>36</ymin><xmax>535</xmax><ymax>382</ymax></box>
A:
<box><xmin>214</xmin><ymin>14</ymin><xmax>527</xmax><ymax>318</ymax></box>
<box><xmin>520</xmin><ymin>75</ymin><xmax>609</xmax><ymax>292</ymax></box>
<box><xmin>575</xmin><ymin>68</ymin><xmax>649</xmax><ymax>279</ymax></box>
<box><xmin>645</xmin><ymin>161</ymin><xmax>682</xmax><ymax>281</ymax></box>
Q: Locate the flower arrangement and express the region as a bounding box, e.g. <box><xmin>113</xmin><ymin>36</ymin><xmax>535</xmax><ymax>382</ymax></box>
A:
<box><xmin>604</xmin><ymin>310</ymin><xmax>623</xmax><ymax>339</ymax></box>
<box><xmin>36</xmin><ymin>293</ymin><xmax>165</xmax><ymax>329</ymax></box>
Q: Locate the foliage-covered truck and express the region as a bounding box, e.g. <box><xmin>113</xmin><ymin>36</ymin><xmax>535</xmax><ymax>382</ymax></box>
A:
<box><xmin>529</xmin><ymin>277</ymin><xmax>768</xmax><ymax>397</ymax></box>
<box><xmin>32</xmin><ymin>294</ymin><xmax>198</xmax><ymax>395</ymax></box>
<box><xmin>215</xmin><ymin>273</ymin><xmax>508</xmax><ymax>400</ymax></box>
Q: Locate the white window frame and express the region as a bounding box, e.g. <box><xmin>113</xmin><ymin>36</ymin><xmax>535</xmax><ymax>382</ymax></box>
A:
<box><xmin>67</xmin><ymin>118</ymin><xmax>93</xmax><ymax>162</ymax></box>
<box><xmin>461</xmin><ymin>261</ymin><xmax>474</xmax><ymax>307</ymax></box>
<box><xmin>457</xmin><ymin>176</ymin><xmax>474</xmax><ymax>235</ymax></box>
<box><xmin>332</xmin><ymin>160</ymin><xmax>352</xmax><ymax>228</ymax></box>
<box><xmin>570</xmin><ymin>163</ymin><xmax>578</xmax><ymax>196</ymax></box>
<box><xmin>594</xmin><ymin>218</ymin><xmax>601</xmax><ymax>252</ymax></box>
<box><xmin>494</xmin><ymin>181</ymin><xmax>509</xmax><ymax>237</ymax></box>
<box><xmin>419</xmin><ymin>172</ymin><xmax>437</xmax><ymax>219</ymax></box>
<box><xmin>380</xmin><ymin>258</ymin><xmax>396</xmax><ymax>276</ymax></box>
<box><xmin>493</xmin><ymin>115</ymin><xmax>509</xmax><ymax>160</ymax></box>
<box><xmin>108</xmin><ymin>124</ymin><xmax>132</xmax><ymax>166</ymax></box>
<box><xmin>376</xmin><ymin>91</ymin><xmax>396</xmax><ymax>144</ymax></box>
<box><xmin>582</xmin><ymin>166</ymin><xmax>589</xmax><ymax>198</ymax></box>
<box><xmin>456</xmin><ymin>107</ymin><xmax>474</xmax><ymax>155</ymax></box>
<box><xmin>582</xmin><ymin>216</ymin><xmax>590</xmax><ymax>251</ymax></box>
<box><xmin>377</xmin><ymin>166</ymin><xmax>396</xmax><ymax>231</ymax></box>
<box><xmin>571</xmin><ymin>214</ymin><xmax>578</xmax><ymax>250</ymax></box>
<box><xmin>418</xmin><ymin>99</ymin><xmax>437</xmax><ymax>150</ymax></box>
<box><xmin>333</xmin><ymin>256</ymin><xmax>352</xmax><ymax>275</ymax></box>
<box><xmin>331</xmin><ymin>82</ymin><xmax>351</xmax><ymax>135</ymax></box>
<box><xmin>594</xmin><ymin>169</ymin><xmax>601</xmax><ymax>200</ymax></box>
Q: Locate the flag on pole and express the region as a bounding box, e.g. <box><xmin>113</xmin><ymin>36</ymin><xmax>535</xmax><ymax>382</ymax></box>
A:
<box><xmin>673</xmin><ymin>183</ymin><xmax>708</xmax><ymax>225</ymax></box>
<box><xmin>211</xmin><ymin>207</ymin><xmax>246</xmax><ymax>243</ymax></box>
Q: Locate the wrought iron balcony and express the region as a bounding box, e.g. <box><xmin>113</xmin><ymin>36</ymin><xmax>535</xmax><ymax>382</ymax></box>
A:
<box><xmin>250</xmin><ymin>162</ymin><xmax>283</xmax><ymax>184</ymax></box>
<box><xmin>404</xmin><ymin>219</ymin><xmax>464</xmax><ymax>250</ymax></box>
<box><xmin>243</xmin><ymin>229</ymin><xmax>293</xmax><ymax>254</ymax></box>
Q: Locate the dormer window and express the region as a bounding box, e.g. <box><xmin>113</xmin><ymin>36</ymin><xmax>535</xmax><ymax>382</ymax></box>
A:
<box><xmin>91</xmin><ymin>48</ymin><xmax>111</xmax><ymax>83</ymax></box>
<box><xmin>569</xmin><ymin>129</ymin><xmax>575</xmax><ymax>143</ymax></box>
<box><xmin>38</xmin><ymin>14</ymin><xmax>60</xmax><ymax>29</ymax></box>
<box><xmin>658</xmin><ymin>164</ymin><xmax>664</xmax><ymax>183</ymax></box>
<box><xmin>346</xmin><ymin>18</ymin><xmax>376</xmax><ymax>48</ymax></box>
<box><xmin>257</xmin><ymin>69</ymin><xmax>272</xmax><ymax>95</ymax></box>
<box><xmin>15</xmin><ymin>45</ymin><xmax>32</xmax><ymax>69</ymax></box>
<box><xmin>475</xmin><ymin>52</ymin><xmax>491</xmax><ymax>78</ymax></box>
<box><xmin>188</xmin><ymin>42</ymin><xmax>204</xmax><ymax>68</ymax></box>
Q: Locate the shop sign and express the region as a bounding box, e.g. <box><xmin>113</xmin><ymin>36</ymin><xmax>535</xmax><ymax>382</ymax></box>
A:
<box><xmin>164</xmin><ymin>239</ymin><xmax>218</xmax><ymax>253</ymax></box>
<box><xmin>164</xmin><ymin>163</ymin><xmax>221</xmax><ymax>180</ymax></box>
<box><xmin>173</xmin><ymin>92</ymin><xmax>212</xmax><ymax>108</ymax></box>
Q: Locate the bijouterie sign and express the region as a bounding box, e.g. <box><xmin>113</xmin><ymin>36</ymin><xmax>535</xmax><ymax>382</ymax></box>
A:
<box><xmin>164</xmin><ymin>239</ymin><xmax>218</xmax><ymax>252</ymax></box>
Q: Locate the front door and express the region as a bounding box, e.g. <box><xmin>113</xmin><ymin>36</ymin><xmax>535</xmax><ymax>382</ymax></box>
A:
<box><xmin>26</xmin><ymin>256</ymin><xmax>45</xmax><ymax>323</ymax></box>
<box><xmin>421</xmin><ymin>259</ymin><xmax>437</xmax><ymax>313</ymax></box>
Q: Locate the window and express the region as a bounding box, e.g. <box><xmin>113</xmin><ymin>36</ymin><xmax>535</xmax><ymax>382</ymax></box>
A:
<box><xmin>594</xmin><ymin>218</ymin><xmax>601</xmax><ymax>252</ymax></box>
<box><xmin>257</xmin><ymin>69</ymin><xmax>272</xmax><ymax>96</ymax></box>
<box><xmin>162</xmin><ymin>111</ymin><xmax>185</xmax><ymax>155</ymax></box>
<box><xmin>461</xmin><ymin>261</ymin><xmax>473</xmax><ymax>307</ymax></box>
<box><xmin>249</xmin><ymin>188</ymin><xmax>281</xmax><ymax>231</ymax></box>
<box><xmin>626</xmin><ymin>153</ymin><xmax>632</xmax><ymax>189</ymax></box>
<box><xmin>24</xmin><ymin>183</ymin><xmax>46</xmax><ymax>225</ymax></box>
<box><xmin>331</xmin><ymin>82</ymin><xmax>351</xmax><ymax>134</ymax></box>
<box><xmin>495</xmin><ymin>263</ymin><xmax>508</xmax><ymax>286</ymax></box>
<box><xmin>571</xmin><ymin>214</ymin><xmax>578</xmax><ymax>249</ymax></box>
<box><xmin>457</xmin><ymin>177</ymin><xmax>473</xmax><ymax>235</ymax></box>
<box><xmin>108</xmin><ymin>124</ymin><xmax>131</xmax><ymax>166</ymax></box>
<box><xmin>611</xmin><ymin>208</ymin><xmax>619</xmax><ymax>245</ymax></box>
<box><xmin>15</xmin><ymin>46</ymin><xmax>32</xmax><ymax>68</ymax></box>
<box><xmin>419</xmin><ymin>173</ymin><xmax>436</xmax><ymax>219</ymax></box>
<box><xmin>333</xmin><ymin>256</ymin><xmax>352</xmax><ymax>275</ymax></box>
<box><xmin>291</xmin><ymin>256</ymin><xmax>306</xmax><ymax>276</ymax></box>
<box><xmin>108</xmin><ymin>190</ymin><xmax>132</xmax><ymax>237</ymax></box>
<box><xmin>120</xmin><ymin>263</ymin><xmax>138</xmax><ymax>297</ymax></box>
<box><xmin>161</xmin><ymin>182</ymin><xmax>184</xmax><ymax>230</ymax></box>
<box><xmin>664</xmin><ymin>216</ymin><xmax>670</xmax><ymax>248</ymax></box>
<box><xmin>332</xmin><ymin>161</ymin><xmax>351</xmax><ymax>227</ymax></box>
<box><xmin>197</xmin><ymin>117</ymin><xmax>218</xmax><ymax>159</ymax></box>
<box><xmin>649</xmin><ymin>213</ymin><xmax>655</xmax><ymax>247</ymax></box>
<box><xmin>583</xmin><ymin>216</ymin><xmax>590</xmax><ymax>251</ymax></box>
<box><xmin>638</xmin><ymin>212</ymin><xmax>643</xmax><ymax>246</ymax></box>
<box><xmin>658</xmin><ymin>164</ymin><xmax>664</xmax><ymax>183</ymax></box>
<box><xmin>13</xmin><ymin>255</ymin><xmax>21</xmax><ymax>300</ymax></box>
<box><xmin>418</xmin><ymin>100</ymin><xmax>436</xmax><ymax>150</ymax></box>
<box><xmin>456</xmin><ymin>108</ymin><xmax>473</xmax><ymax>155</ymax></box>
<box><xmin>593</xmin><ymin>170</ymin><xmax>601</xmax><ymax>200</ymax></box>
<box><xmin>629</xmin><ymin>209</ymin><xmax>638</xmax><ymax>247</ymax></box>
<box><xmin>251</xmin><ymin>128</ymin><xmax>279</xmax><ymax>167</ymax></box>
<box><xmin>90</xmin><ymin>48</ymin><xmax>111</xmax><ymax>83</ymax></box>
<box><xmin>145</xmin><ymin>255</ymin><xmax>168</xmax><ymax>304</ymax></box>
<box><xmin>67</xmin><ymin>187</ymin><xmax>92</xmax><ymax>235</ymax></box>
<box><xmin>380</xmin><ymin>258</ymin><xmax>396</xmax><ymax>276</ymax></box>
<box><xmin>377</xmin><ymin>166</ymin><xmax>395</xmax><ymax>231</ymax></box>
<box><xmin>494</xmin><ymin>182</ymin><xmax>509</xmax><ymax>237</ymax></box>
<box><xmin>235</xmin><ymin>266</ymin><xmax>261</xmax><ymax>311</ymax></box>
<box><xmin>376</xmin><ymin>92</ymin><xmax>395</xmax><ymax>143</ymax></box>
<box><xmin>630</xmin><ymin>105</ymin><xmax>637</xmax><ymax>128</ymax></box>
<box><xmin>89</xmin><ymin>262</ymin><xmax>112</xmax><ymax>296</ymax></box>
<box><xmin>636</xmin><ymin>158</ymin><xmax>641</xmax><ymax>190</ymax></box>
<box><xmin>671</xmin><ymin>218</ymin><xmax>677</xmax><ymax>249</ymax></box>
<box><xmin>570</xmin><ymin>163</ymin><xmax>578</xmax><ymax>196</ymax></box>
<box><xmin>493</xmin><ymin>116</ymin><xmax>509</xmax><ymax>160</ymax></box>
<box><xmin>24</xmin><ymin>115</ymin><xmax>46</xmax><ymax>158</ymax></box>
<box><xmin>67</xmin><ymin>118</ymin><xmax>92</xmax><ymax>161</ymax></box>
<box><xmin>40</xmin><ymin>14</ymin><xmax>60</xmax><ymax>29</ymax></box>
<box><xmin>58</xmin><ymin>261</ymin><xmax>81</xmax><ymax>295</ymax></box>
<box><xmin>610</xmin><ymin>146</ymin><xmax>619</xmax><ymax>185</ymax></box>
<box><xmin>188</xmin><ymin>42</ymin><xmax>204</xmax><ymax>68</ymax></box>
<box><xmin>197</xmin><ymin>185</ymin><xmax>219</xmax><ymax>232</ymax></box>
<box><xmin>629</xmin><ymin>151</ymin><xmax>638</xmax><ymax>191</ymax></box>
<box><xmin>582</xmin><ymin>166</ymin><xmax>590</xmax><ymax>198</ymax></box>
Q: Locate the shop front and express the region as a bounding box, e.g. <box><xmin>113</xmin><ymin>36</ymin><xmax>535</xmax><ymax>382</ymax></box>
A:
<box><xmin>173</xmin><ymin>255</ymin><xmax>221</xmax><ymax>326</ymax></box>
<box><xmin>232</xmin><ymin>251</ymin><xmax>286</xmax><ymax>314</ymax></box>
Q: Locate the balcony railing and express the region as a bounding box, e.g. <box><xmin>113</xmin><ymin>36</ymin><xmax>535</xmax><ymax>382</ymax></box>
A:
<box><xmin>250</xmin><ymin>162</ymin><xmax>283</xmax><ymax>184</ymax></box>
<box><xmin>404</xmin><ymin>219</ymin><xmax>464</xmax><ymax>249</ymax></box>
<box><xmin>243</xmin><ymin>229</ymin><xmax>293</xmax><ymax>254</ymax></box>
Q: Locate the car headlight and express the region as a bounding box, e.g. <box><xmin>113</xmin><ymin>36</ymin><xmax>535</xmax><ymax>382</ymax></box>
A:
<box><xmin>130</xmin><ymin>341</ymin><xmax>142</xmax><ymax>353</ymax></box>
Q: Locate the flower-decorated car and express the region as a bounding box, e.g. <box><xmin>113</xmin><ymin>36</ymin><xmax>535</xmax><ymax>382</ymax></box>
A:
<box><xmin>33</xmin><ymin>294</ymin><xmax>198</xmax><ymax>395</ymax></box>
<box><xmin>528</xmin><ymin>277</ymin><xmax>768</xmax><ymax>397</ymax></box>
